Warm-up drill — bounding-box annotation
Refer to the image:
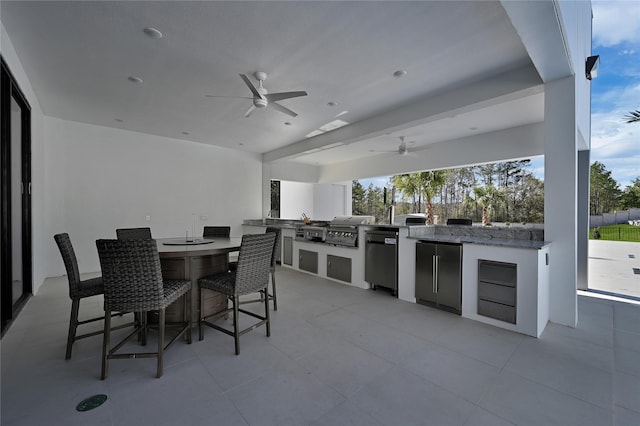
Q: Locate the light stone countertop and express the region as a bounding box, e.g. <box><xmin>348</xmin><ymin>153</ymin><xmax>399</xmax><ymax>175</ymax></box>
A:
<box><xmin>243</xmin><ymin>220</ymin><xmax>548</xmax><ymax>249</ymax></box>
<box><xmin>406</xmin><ymin>234</ymin><xmax>549</xmax><ymax>249</ymax></box>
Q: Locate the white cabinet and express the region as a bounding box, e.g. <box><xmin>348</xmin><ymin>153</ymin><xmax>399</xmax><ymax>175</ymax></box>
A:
<box><xmin>462</xmin><ymin>243</ymin><xmax>550</xmax><ymax>337</ymax></box>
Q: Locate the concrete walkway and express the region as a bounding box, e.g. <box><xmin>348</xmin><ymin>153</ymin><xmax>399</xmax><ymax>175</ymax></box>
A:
<box><xmin>589</xmin><ymin>240</ymin><xmax>640</xmax><ymax>299</ymax></box>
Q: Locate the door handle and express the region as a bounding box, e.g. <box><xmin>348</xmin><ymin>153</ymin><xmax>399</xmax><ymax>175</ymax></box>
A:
<box><xmin>432</xmin><ymin>255</ymin><xmax>437</xmax><ymax>293</ymax></box>
<box><xmin>434</xmin><ymin>255</ymin><xmax>439</xmax><ymax>293</ymax></box>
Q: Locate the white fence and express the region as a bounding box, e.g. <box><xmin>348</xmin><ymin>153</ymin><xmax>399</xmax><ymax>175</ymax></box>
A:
<box><xmin>590</xmin><ymin>208</ymin><xmax>640</xmax><ymax>228</ymax></box>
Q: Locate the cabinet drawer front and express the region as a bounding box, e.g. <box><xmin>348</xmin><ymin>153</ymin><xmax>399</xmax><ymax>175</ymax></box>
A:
<box><xmin>478</xmin><ymin>260</ymin><xmax>516</xmax><ymax>286</ymax></box>
<box><xmin>478</xmin><ymin>300</ymin><xmax>516</xmax><ymax>324</ymax></box>
<box><xmin>327</xmin><ymin>254</ymin><xmax>351</xmax><ymax>283</ymax></box>
<box><xmin>299</xmin><ymin>249</ymin><xmax>318</xmax><ymax>274</ymax></box>
<box><xmin>478</xmin><ymin>282</ymin><xmax>516</xmax><ymax>306</ymax></box>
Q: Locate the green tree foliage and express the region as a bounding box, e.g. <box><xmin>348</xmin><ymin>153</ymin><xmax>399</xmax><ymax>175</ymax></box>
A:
<box><xmin>416</xmin><ymin>170</ymin><xmax>447</xmax><ymax>224</ymax></box>
<box><xmin>468</xmin><ymin>184</ymin><xmax>506</xmax><ymax>225</ymax></box>
<box><xmin>435</xmin><ymin>161</ymin><xmax>543</xmax><ymax>224</ymax></box>
<box><xmin>513</xmin><ymin>174</ymin><xmax>545</xmax><ymax>223</ymax></box>
<box><xmin>270</xmin><ymin>180</ymin><xmax>280</xmax><ymax>218</ymax></box>
<box><xmin>390</xmin><ymin>174</ymin><xmax>421</xmax><ymax>213</ymax></box>
<box><xmin>354</xmin><ymin>160</ymin><xmax>545</xmax><ymax>225</ymax></box>
<box><xmin>620</xmin><ymin>177</ymin><xmax>640</xmax><ymax>209</ymax></box>
<box><xmin>351</xmin><ymin>180</ymin><xmax>366</xmax><ymax>215</ymax></box>
<box><xmin>351</xmin><ymin>180</ymin><xmax>388</xmax><ymax>223</ymax></box>
<box><xmin>364</xmin><ymin>184</ymin><xmax>387</xmax><ymax>223</ymax></box>
<box><xmin>590</xmin><ymin>161</ymin><xmax>621</xmax><ymax>215</ymax></box>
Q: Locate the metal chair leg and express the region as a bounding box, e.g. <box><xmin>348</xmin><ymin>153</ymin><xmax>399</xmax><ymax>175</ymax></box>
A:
<box><xmin>233</xmin><ymin>296</ymin><xmax>240</xmax><ymax>355</ymax></box>
<box><xmin>65</xmin><ymin>299</ymin><xmax>80</xmax><ymax>360</ymax></box>
<box><xmin>101</xmin><ymin>312</ymin><xmax>111</xmax><ymax>380</ymax></box>
<box><xmin>141</xmin><ymin>311</ymin><xmax>148</xmax><ymax>346</ymax></box>
<box><xmin>271</xmin><ymin>270</ymin><xmax>277</xmax><ymax>311</ymax></box>
<box><xmin>185</xmin><ymin>290</ymin><xmax>192</xmax><ymax>344</ymax></box>
<box><xmin>264</xmin><ymin>289</ymin><xmax>271</xmax><ymax>337</ymax></box>
<box><xmin>198</xmin><ymin>288</ymin><xmax>204</xmax><ymax>341</ymax></box>
<box><xmin>157</xmin><ymin>308</ymin><xmax>165</xmax><ymax>378</ymax></box>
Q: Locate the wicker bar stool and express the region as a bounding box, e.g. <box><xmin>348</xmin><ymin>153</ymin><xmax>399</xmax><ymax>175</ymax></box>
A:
<box><xmin>205</xmin><ymin>226</ymin><xmax>238</xmax><ymax>271</ymax></box>
<box><xmin>54</xmin><ymin>233</ymin><xmax>132</xmax><ymax>360</ymax></box>
<box><xmin>115</xmin><ymin>227</ymin><xmax>152</xmax><ymax>240</ymax></box>
<box><xmin>203</xmin><ymin>226</ymin><xmax>230</xmax><ymax>238</ymax></box>
<box><xmin>238</xmin><ymin>227</ymin><xmax>281</xmax><ymax>310</ymax></box>
<box><xmin>96</xmin><ymin>239</ymin><xmax>191</xmax><ymax>379</ymax></box>
<box><xmin>198</xmin><ymin>233</ymin><xmax>275</xmax><ymax>355</ymax></box>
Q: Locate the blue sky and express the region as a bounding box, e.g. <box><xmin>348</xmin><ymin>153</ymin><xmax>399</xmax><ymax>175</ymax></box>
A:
<box><xmin>590</xmin><ymin>1</ymin><xmax>639</xmax><ymax>189</ymax></box>
<box><xmin>360</xmin><ymin>1</ymin><xmax>639</xmax><ymax>191</ymax></box>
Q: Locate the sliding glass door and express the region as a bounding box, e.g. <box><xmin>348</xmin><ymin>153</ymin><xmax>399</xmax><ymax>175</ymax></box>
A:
<box><xmin>1</xmin><ymin>57</ymin><xmax>32</xmax><ymax>335</ymax></box>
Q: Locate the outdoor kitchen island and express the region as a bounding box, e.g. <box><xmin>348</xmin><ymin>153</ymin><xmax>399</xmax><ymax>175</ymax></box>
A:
<box><xmin>243</xmin><ymin>219</ymin><xmax>550</xmax><ymax>337</ymax></box>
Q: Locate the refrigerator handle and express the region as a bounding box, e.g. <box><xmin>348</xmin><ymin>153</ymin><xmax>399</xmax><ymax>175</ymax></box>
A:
<box><xmin>434</xmin><ymin>255</ymin><xmax>439</xmax><ymax>293</ymax></box>
<box><xmin>432</xmin><ymin>255</ymin><xmax>437</xmax><ymax>293</ymax></box>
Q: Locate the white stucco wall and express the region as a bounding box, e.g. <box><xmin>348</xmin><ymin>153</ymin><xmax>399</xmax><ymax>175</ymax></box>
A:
<box><xmin>280</xmin><ymin>181</ymin><xmax>314</xmax><ymax>220</ymax></box>
<box><xmin>42</xmin><ymin>118</ymin><xmax>263</xmax><ymax>279</ymax></box>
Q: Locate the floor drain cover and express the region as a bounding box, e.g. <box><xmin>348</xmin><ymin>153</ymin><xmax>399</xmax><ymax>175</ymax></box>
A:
<box><xmin>76</xmin><ymin>394</ymin><xmax>108</xmax><ymax>412</ymax></box>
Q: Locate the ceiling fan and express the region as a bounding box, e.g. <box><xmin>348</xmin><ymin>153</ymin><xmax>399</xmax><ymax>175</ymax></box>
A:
<box><xmin>370</xmin><ymin>136</ymin><xmax>418</xmax><ymax>156</ymax></box>
<box><xmin>206</xmin><ymin>71</ymin><xmax>307</xmax><ymax>118</ymax></box>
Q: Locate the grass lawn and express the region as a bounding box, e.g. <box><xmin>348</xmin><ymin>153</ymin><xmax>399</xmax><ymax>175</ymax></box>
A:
<box><xmin>590</xmin><ymin>224</ymin><xmax>640</xmax><ymax>242</ymax></box>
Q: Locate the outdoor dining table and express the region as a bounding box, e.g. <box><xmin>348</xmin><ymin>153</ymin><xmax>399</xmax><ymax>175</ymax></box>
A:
<box><xmin>156</xmin><ymin>237</ymin><xmax>241</xmax><ymax>325</ymax></box>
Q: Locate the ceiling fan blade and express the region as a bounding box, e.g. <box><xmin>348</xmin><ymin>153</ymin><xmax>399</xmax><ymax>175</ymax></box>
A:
<box><xmin>205</xmin><ymin>95</ymin><xmax>252</xmax><ymax>99</ymax></box>
<box><xmin>270</xmin><ymin>102</ymin><xmax>298</xmax><ymax>117</ymax></box>
<box><xmin>265</xmin><ymin>91</ymin><xmax>308</xmax><ymax>102</ymax></box>
<box><xmin>244</xmin><ymin>105</ymin><xmax>256</xmax><ymax>118</ymax></box>
<box><xmin>239</xmin><ymin>74</ymin><xmax>264</xmax><ymax>99</ymax></box>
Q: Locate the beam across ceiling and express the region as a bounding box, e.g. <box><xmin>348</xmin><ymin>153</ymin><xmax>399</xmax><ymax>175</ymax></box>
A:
<box><xmin>500</xmin><ymin>0</ymin><xmax>573</xmax><ymax>82</ymax></box>
<box><xmin>263</xmin><ymin>65</ymin><xmax>543</xmax><ymax>164</ymax></box>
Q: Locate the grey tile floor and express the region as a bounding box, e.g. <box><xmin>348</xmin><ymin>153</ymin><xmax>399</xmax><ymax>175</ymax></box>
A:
<box><xmin>2</xmin><ymin>266</ymin><xmax>640</xmax><ymax>426</ymax></box>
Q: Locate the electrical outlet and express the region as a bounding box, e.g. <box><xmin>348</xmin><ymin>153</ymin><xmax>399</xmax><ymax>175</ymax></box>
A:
<box><xmin>145</xmin><ymin>215</ymin><xmax>151</xmax><ymax>221</ymax></box>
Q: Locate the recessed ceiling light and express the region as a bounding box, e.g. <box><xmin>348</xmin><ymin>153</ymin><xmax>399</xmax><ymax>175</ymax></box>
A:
<box><xmin>327</xmin><ymin>101</ymin><xmax>337</xmax><ymax>107</ymax></box>
<box><xmin>335</xmin><ymin>110</ymin><xmax>349</xmax><ymax>118</ymax></box>
<box><xmin>181</xmin><ymin>131</ymin><xmax>190</xmax><ymax>135</ymax></box>
<box><xmin>284</xmin><ymin>122</ymin><xmax>292</xmax><ymax>126</ymax></box>
<box><xmin>128</xmin><ymin>76</ymin><xmax>143</xmax><ymax>84</ymax></box>
<box><xmin>239</xmin><ymin>143</ymin><xmax>244</xmax><ymax>146</ymax></box>
<box><xmin>469</xmin><ymin>126</ymin><xmax>479</xmax><ymax>131</ymax></box>
<box><xmin>115</xmin><ymin>118</ymin><xmax>123</xmax><ymax>123</ymax></box>
<box><xmin>143</xmin><ymin>27</ymin><xmax>163</xmax><ymax>39</ymax></box>
<box><xmin>393</xmin><ymin>70</ymin><xmax>407</xmax><ymax>78</ymax></box>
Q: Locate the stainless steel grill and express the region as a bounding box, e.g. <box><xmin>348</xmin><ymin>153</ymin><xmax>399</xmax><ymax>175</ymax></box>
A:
<box><xmin>295</xmin><ymin>224</ymin><xmax>328</xmax><ymax>242</ymax></box>
<box><xmin>326</xmin><ymin>216</ymin><xmax>375</xmax><ymax>247</ymax></box>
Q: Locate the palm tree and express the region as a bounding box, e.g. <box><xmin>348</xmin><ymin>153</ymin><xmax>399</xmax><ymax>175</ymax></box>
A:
<box><xmin>469</xmin><ymin>184</ymin><xmax>505</xmax><ymax>226</ymax></box>
<box><xmin>625</xmin><ymin>110</ymin><xmax>640</xmax><ymax>123</ymax></box>
<box><xmin>390</xmin><ymin>174</ymin><xmax>421</xmax><ymax>212</ymax></box>
<box><xmin>416</xmin><ymin>171</ymin><xmax>447</xmax><ymax>224</ymax></box>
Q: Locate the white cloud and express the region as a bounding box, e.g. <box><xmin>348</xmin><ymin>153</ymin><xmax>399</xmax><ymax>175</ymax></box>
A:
<box><xmin>595</xmin><ymin>82</ymin><xmax>640</xmax><ymax>111</ymax></box>
<box><xmin>592</xmin><ymin>1</ymin><xmax>640</xmax><ymax>47</ymax></box>
<box><xmin>591</xmin><ymin>100</ymin><xmax>640</xmax><ymax>188</ymax></box>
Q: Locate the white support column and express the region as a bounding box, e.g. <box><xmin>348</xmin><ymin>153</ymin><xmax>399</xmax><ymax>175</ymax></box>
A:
<box><xmin>577</xmin><ymin>149</ymin><xmax>590</xmax><ymax>290</ymax></box>
<box><xmin>544</xmin><ymin>76</ymin><xmax>578</xmax><ymax>327</ymax></box>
